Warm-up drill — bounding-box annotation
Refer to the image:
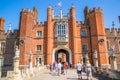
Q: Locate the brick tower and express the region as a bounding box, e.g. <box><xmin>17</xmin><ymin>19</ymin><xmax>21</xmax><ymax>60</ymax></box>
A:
<box><xmin>88</xmin><ymin>8</ymin><xmax>109</xmax><ymax>68</ymax></box>
<box><xmin>19</xmin><ymin>7</ymin><xmax>38</xmax><ymax>66</ymax></box>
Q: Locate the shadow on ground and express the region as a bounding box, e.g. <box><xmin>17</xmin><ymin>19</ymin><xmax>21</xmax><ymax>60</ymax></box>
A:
<box><xmin>67</xmin><ymin>78</ymin><xmax>88</xmax><ymax>80</ymax></box>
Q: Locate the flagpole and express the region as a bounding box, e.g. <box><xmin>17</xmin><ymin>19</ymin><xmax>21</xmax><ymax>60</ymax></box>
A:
<box><xmin>118</xmin><ymin>16</ymin><xmax>120</xmax><ymax>28</ymax></box>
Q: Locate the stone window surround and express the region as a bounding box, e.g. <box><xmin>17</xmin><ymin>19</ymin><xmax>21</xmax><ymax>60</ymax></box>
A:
<box><xmin>36</xmin><ymin>31</ymin><xmax>42</xmax><ymax>37</ymax></box>
<box><xmin>36</xmin><ymin>45</ymin><xmax>42</xmax><ymax>51</ymax></box>
<box><xmin>0</xmin><ymin>41</ymin><xmax>6</xmax><ymax>54</ymax></box>
<box><xmin>82</xmin><ymin>43</ymin><xmax>88</xmax><ymax>51</ymax></box>
<box><xmin>54</xmin><ymin>22</ymin><xmax>68</xmax><ymax>37</ymax></box>
<box><xmin>81</xmin><ymin>29</ymin><xmax>87</xmax><ymax>37</ymax></box>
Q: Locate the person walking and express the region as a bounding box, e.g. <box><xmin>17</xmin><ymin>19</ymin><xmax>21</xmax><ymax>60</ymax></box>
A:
<box><xmin>76</xmin><ymin>61</ymin><xmax>82</xmax><ymax>80</ymax></box>
<box><xmin>86</xmin><ymin>61</ymin><xmax>92</xmax><ymax>80</ymax></box>
<box><xmin>57</xmin><ymin>62</ymin><xmax>62</xmax><ymax>76</ymax></box>
<box><xmin>55</xmin><ymin>62</ymin><xmax>58</xmax><ymax>75</ymax></box>
<box><xmin>53</xmin><ymin>61</ymin><xmax>56</xmax><ymax>70</ymax></box>
<box><xmin>49</xmin><ymin>63</ymin><xmax>53</xmax><ymax>74</ymax></box>
<box><xmin>69</xmin><ymin>62</ymin><xmax>72</xmax><ymax>69</ymax></box>
<box><xmin>61</xmin><ymin>62</ymin><xmax>64</xmax><ymax>74</ymax></box>
<box><xmin>64</xmin><ymin>61</ymin><xmax>68</xmax><ymax>74</ymax></box>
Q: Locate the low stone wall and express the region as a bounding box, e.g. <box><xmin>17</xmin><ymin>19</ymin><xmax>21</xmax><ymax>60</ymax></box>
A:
<box><xmin>92</xmin><ymin>67</ymin><xmax>120</xmax><ymax>80</ymax></box>
<box><xmin>117</xmin><ymin>64</ymin><xmax>120</xmax><ymax>71</ymax></box>
<box><xmin>0</xmin><ymin>65</ymin><xmax>45</xmax><ymax>80</ymax></box>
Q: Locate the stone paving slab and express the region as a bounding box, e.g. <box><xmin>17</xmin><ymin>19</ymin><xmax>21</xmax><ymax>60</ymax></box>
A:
<box><xmin>30</xmin><ymin>69</ymin><xmax>98</xmax><ymax>80</ymax></box>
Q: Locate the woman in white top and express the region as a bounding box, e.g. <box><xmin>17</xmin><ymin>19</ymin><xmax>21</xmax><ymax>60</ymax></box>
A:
<box><xmin>86</xmin><ymin>61</ymin><xmax>92</xmax><ymax>80</ymax></box>
<box><xmin>57</xmin><ymin>62</ymin><xmax>62</xmax><ymax>76</ymax></box>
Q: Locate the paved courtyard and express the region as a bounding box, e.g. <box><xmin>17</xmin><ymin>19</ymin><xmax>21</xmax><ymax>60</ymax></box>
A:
<box><xmin>30</xmin><ymin>69</ymin><xmax>98</xmax><ymax>80</ymax></box>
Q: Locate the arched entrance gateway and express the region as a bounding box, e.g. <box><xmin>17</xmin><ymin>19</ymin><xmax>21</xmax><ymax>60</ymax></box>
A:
<box><xmin>52</xmin><ymin>46</ymin><xmax>72</xmax><ymax>63</ymax></box>
<box><xmin>55</xmin><ymin>49</ymin><xmax>69</xmax><ymax>63</ymax></box>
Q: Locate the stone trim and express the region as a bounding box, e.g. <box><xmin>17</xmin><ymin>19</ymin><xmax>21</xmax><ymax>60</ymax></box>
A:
<box><xmin>52</xmin><ymin>46</ymin><xmax>72</xmax><ymax>63</ymax></box>
<box><xmin>91</xmin><ymin>34</ymin><xmax>106</xmax><ymax>37</ymax></box>
<box><xmin>100</xmin><ymin>64</ymin><xmax>110</xmax><ymax>66</ymax></box>
<box><xmin>98</xmin><ymin>52</ymin><xmax>108</xmax><ymax>54</ymax></box>
<box><xmin>46</xmin><ymin>54</ymin><xmax>52</xmax><ymax>55</ymax></box>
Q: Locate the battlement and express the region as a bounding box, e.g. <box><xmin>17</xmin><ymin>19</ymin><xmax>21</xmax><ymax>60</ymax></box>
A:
<box><xmin>21</xmin><ymin>8</ymin><xmax>34</xmax><ymax>15</ymax></box>
<box><xmin>89</xmin><ymin>7</ymin><xmax>103</xmax><ymax>14</ymax></box>
<box><xmin>39</xmin><ymin>22</ymin><xmax>44</xmax><ymax>27</ymax></box>
<box><xmin>34</xmin><ymin>21</ymin><xmax>46</xmax><ymax>27</ymax></box>
<box><xmin>105</xmin><ymin>28</ymin><xmax>120</xmax><ymax>34</ymax></box>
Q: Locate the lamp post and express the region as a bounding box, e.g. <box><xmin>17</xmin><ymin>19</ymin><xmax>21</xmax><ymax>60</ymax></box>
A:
<box><xmin>109</xmin><ymin>45</ymin><xmax>117</xmax><ymax>70</ymax></box>
<box><xmin>94</xmin><ymin>50</ymin><xmax>98</xmax><ymax>67</ymax></box>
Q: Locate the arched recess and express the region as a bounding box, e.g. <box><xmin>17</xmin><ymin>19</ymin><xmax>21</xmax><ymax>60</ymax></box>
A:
<box><xmin>52</xmin><ymin>46</ymin><xmax>72</xmax><ymax>63</ymax></box>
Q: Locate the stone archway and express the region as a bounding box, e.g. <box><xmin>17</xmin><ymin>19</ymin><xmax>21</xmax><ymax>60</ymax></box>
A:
<box><xmin>52</xmin><ymin>46</ymin><xmax>72</xmax><ymax>63</ymax></box>
<box><xmin>55</xmin><ymin>49</ymin><xmax>69</xmax><ymax>63</ymax></box>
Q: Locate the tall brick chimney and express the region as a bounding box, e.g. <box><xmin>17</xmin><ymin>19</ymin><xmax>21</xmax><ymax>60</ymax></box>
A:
<box><xmin>0</xmin><ymin>18</ymin><xmax>5</xmax><ymax>30</ymax></box>
<box><xmin>70</xmin><ymin>5</ymin><xmax>82</xmax><ymax>67</ymax></box>
<box><xmin>46</xmin><ymin>5</ymin><xmax>53</xmax><ymax>65</ymax></box>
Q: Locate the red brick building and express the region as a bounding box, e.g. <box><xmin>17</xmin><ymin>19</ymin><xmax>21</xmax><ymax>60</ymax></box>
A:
<box><xmin>0</xmin><ymin>5</ymin><xmax>120</xmax><ymax>69</ymax></box>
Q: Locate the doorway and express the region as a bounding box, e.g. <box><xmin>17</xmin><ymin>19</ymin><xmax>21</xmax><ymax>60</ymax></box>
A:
<box><xmin>55</xmin><ymin>49</ymin><xmax>69</xmax><ymax>63</ymax></box>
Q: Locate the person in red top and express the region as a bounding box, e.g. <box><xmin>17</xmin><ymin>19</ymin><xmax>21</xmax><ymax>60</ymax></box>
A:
<box><xmin>53</xmin><ymin>61</ymin><xmax>56</xmax><ymax>70</ymax></box>
<box><xmin>64</xmin><ymin>62</ymin><xmax>68</xmax><ymax>74</ymax></box>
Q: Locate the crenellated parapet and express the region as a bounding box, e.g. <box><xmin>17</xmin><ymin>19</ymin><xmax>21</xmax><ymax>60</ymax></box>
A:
<box><xmin>20</xmin><ymin>7</ymin><xmax>38</xmax><ymax>25</ymax></box>
<box><xmin>38</xmin><ymin>22</ymin><xmax>45</xmax><ymax>27</ymax></box>
<box><xmin>84</xmin><ymin>6</ymin><xmax>103</xmax><ymax>18</ymax></box>
<box><xmin>84</xmin><ymin>6</ymin><xmax>103</xmax><ymax>25</ymax></box>
<box><xmin>106</xmin><ymin>28</ymin><xmax>120</xmax><ymax>36</ymax></box>
<box><xmin>89</xmin><ymin>7</ymin><xmax>103</xmax><ymax>14</ymax></box>
<box><xmin>21</xmin><ymin>8</ymin><xmax>34</xmax><ymax>16</ymax></box>
<box><xmin>34</xmin><ymin>21</ymin><xmax>46</xmax><ymax>28</ymax></box>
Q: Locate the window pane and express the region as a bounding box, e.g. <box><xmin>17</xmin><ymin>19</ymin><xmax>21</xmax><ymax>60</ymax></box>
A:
<box><xmin>60</xmin><ymin>29</ymin><xmax>61</xmax><ymax>35</ymax></box>
<box><xmin>64</xmin><ymin>25</ymin><xmax>65</xmax><ymax>29</ymax></box>
<box><xmin>62</xmin><ymin>29</ymin><xmax>64</xmax><ymax>35</ymax></box>
<box><xmin>56</xmin><ymin>22</ymin><xmax>68</xmax><ymax>36</ymax></box>
<box><xmin>60</xmin><ymin>25</ymin><xmax>61</xmax><ymax>29</ymax></box>
<box><xmin>37</xmin><ymin>31</ymin><xmax>42</xmax><ymax>37</ymax></box>
<box><xmin>1</xmin><ymin>42</ymin><xmax>5</xmax><ymax>53</ymax></box>
<box><xmin>81</xmin><ymin>30</ymin><xmax>87</xmax><ymax>37</ymax></box>
<box><xmin>58</xmin><ymin>30</ymin><xmax>60</xmax><ymax>35</ymax></box>
<box><xmin>62</xmin><ymin>25</ymin><xmax>64</xmax><ymax>29</ymax></box>
<box><xmin>37</xmin><ymin>45</ymin><xmax>42</xmax><ymax>51</ymax></box>
<box><xmin>82</xmin><ymin>44</ymin><xmax>88</xmax><ymax>51</ymax></box>
<box><xmin>58</xmin><ymin>25</ymin><xmax>60</xmax><ymax>29</ymax></box>
<box><xmin>64</xmin><ymin>30</ymin><xmax>65</xmax><ymax>34</ymax></box>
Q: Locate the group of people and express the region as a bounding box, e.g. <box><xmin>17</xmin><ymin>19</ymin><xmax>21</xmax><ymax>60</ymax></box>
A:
<box><xmin>76</xmin><ymin>61</ymin><xmax>92</xmax><ymax>80</ymax></box>
<box><xmin>49</xmin><ymin>61</ymin><xmax>72</xmax><ymax>76</ymax></box>
<box><xmin>49</xmin><ymin>61</ymin><xmax>92</xmax><ymax>80</ymax></box>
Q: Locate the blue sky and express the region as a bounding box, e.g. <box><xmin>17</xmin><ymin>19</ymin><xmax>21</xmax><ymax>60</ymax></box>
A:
<box><xmin>0</xmin><ymin>0</ymin><xmax>120</xmax><ymax>30</ymax></box>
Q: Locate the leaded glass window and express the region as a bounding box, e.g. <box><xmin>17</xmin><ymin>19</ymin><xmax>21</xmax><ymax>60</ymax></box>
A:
<box><xmin>37</xmin><ymin>31</ymin><xmax>42</xmax><ymax>37</ymax></box>
<box><xmin>81</xmin><ymin>29</ymin><xmax>87</xmax><ymax>37</ymax></box>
